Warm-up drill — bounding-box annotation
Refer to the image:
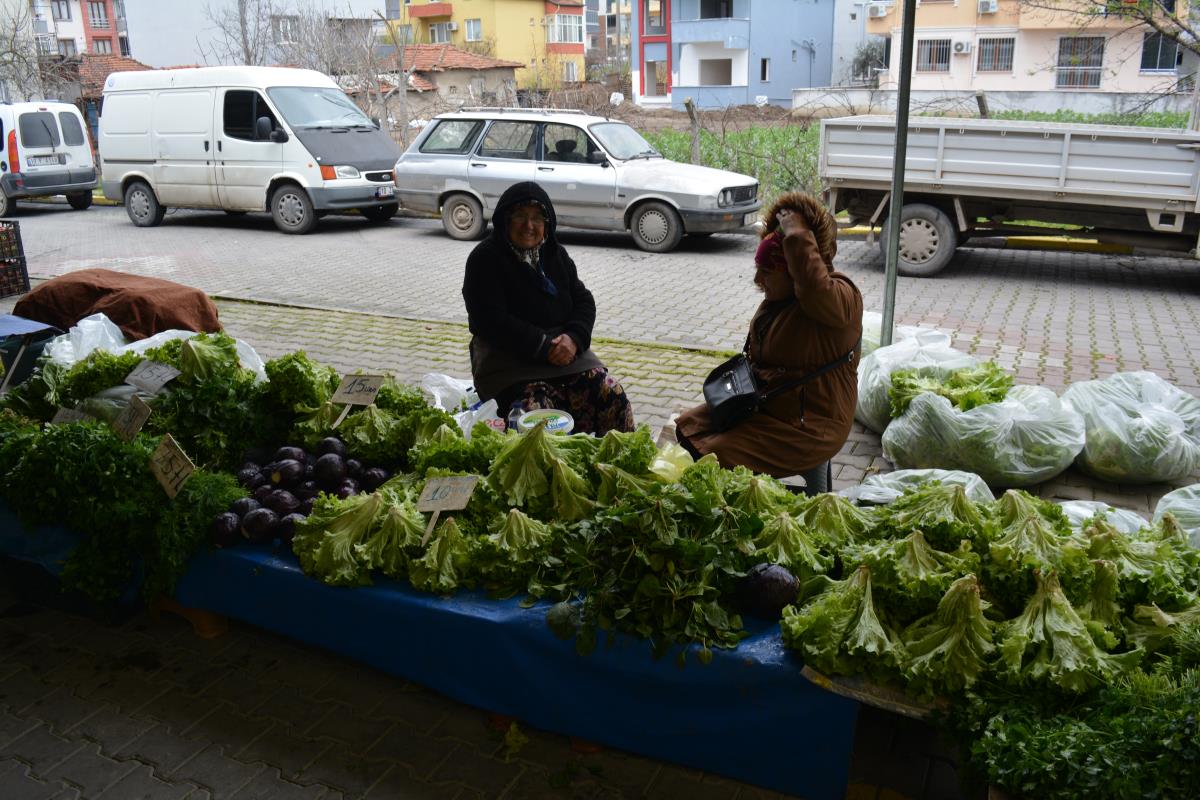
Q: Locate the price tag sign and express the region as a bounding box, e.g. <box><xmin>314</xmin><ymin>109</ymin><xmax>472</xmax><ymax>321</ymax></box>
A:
<box><xmin>150</xmin><ymin>434</ymin><xmax>195</xmax><ymax>499</ymax></box>
<box><xmin>51</xmin><ymin>407</ymin><xmax>90</xmax><ymax>425</ymax></box>
<box><xmin>417</xmin><ymin>475</ymin><xmax>479</xmax><ymax>513</ymax></box>
<box><xmin>332</xmin><ymin>374</ymin><xmax>386</xmax><ymax>406</ymax></box>
<box><xmin>111</xmin><ymin>395</ymin><xmax>152</xmax><ymax>442</ymax></box>
<box><xmin>125</xmin><ymin>360</ymin><xmax>182</xmax><ymax>395</ymax></box>
<box><xmin>417</xmin><ymin>475</ymin><xmax>479</xmax><ymax>546</ymax></box>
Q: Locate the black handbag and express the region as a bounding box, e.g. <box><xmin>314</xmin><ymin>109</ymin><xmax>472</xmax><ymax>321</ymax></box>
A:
<box><xmin>703</xmin><ymin>345</ymin><xmax>857</xmax><ymax>432</ymax></box>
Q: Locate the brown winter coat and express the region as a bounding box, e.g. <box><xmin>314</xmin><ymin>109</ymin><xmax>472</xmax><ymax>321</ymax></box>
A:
<box><xmin>675</xmin><ymin>220</ymin><xmax>863</xmax><ymax>477</ymax></box>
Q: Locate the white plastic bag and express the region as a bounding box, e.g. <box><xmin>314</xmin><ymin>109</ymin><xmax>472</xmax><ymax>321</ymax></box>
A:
<box><xmin>454</xmin><ymin>399</ymin><xmax>503</xmax><ymax>440</ymax></box>
<box><xmin>44</xmin><ymin>313</ymin><xmax>127</xmax><ymax>365</ymax></box>
<box><xmin>120</xmin><ymin>329</ymin><xmax>268</xmax><ymax>382</ymax></box>
<box><xmin>856</xmin><ymin>336</ymin><xmax>977</xmax><ymax>433</ymax></box>
<box><xmin>881</xmin><ymin>385</ymin><xmax>1085</xmax><ymax>488</ymax></box>
<box><xmin>1058</xmin><ymin>500</ymin><xmax>1148</xmax><ymax>536</ymax></box>
<box><xmin>421</xmin><ymin>373</ymin><xmax>479</xmax><ymax>412</ymax></box>
<box><xmin>1152</xmin><ymin>484</ymin><xmax>1200</xmax><ymax>547</ymax></box>
<box><xmin>1061</xmin><ymin>371</ymin><xmax>1200</xmax><ymax>484</ymax></box>
<box><xmin>860</xmin><ymin>311</ymin><xmax>947</xmax><ymax>357</ymax></box>
<box><xmin>839</xmin><ymin>468</ymin><xmax>995</xmax><ymax>506</ymax></box>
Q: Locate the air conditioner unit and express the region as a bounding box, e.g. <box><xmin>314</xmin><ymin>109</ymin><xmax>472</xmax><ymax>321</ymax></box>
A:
<box><xmin>978</xmin><ymin>0</ymin><xmax>999</xmax><ymax>12</ymax></box>
<box><xmin>448</xmin><ymin>21</ymin><xmax>459</xmax><ymax>31</ymax></box>
<box><xmin>952</xmin><ymin>40</ymin><xmax>973</xmax><ymax>54</ymax></box>
<box><xmin>867</xmin><ymin>3</ymin><xmax>889</xmax><ymax>17</ymax></box>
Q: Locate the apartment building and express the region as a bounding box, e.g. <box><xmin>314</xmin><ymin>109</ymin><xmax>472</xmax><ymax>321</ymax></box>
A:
<box><xmin>388</xmin><ymin>0</ymin><xmax>586</xmax><ymax>89</ymax></box>
<box><xmin>631</xmin><ymin>0</ymin><xmax>836</xmax><ymax>109</ymax></box>
<box><xmin>30</xmin><ymin>0</ymin><xmax>129</xmax><ymax>59</ymax></box>
<box><xmin>586</xmin><ymin>0</ymin><xmax>632</xmax><ymax>76</ymax></box>
<box><xmin>865</xmin><ymin>0</ymin><xmax>1190</xmax><ymax>94</ymax></box>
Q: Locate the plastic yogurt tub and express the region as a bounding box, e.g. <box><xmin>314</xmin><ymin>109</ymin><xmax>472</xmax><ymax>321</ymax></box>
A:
<box><xmin>517</xmin><ymin>408</ymin><xmax>575</xmax><ymax>435</ymax></box>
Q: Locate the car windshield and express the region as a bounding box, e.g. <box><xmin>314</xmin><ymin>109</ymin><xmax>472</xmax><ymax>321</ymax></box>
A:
<box><xmin>265</xmin><ymin>87</ymin><xmax>373</xmax><ymax>129</ymax></box>
<box><xmin>589</xmin><ymin>122</ymin><xmax>659</xmax><ymax>160</ymax></box>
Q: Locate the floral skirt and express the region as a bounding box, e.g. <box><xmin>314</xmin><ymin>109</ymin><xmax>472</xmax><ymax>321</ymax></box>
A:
<box><xmin>497</xmin><ymin>367</ymin><xmax>635</xmax><ymax>436</ymax></box>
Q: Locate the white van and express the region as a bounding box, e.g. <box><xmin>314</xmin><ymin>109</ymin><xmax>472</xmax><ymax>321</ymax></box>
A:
<box><xmin>0</xmin><ymin>101</ymin><xmax>98</xmax><ymax>216</ymax></box>
<box><xmin>99</xmin><ymin>66</ymin><xmax>402</xmax><ymax>234</ymax></box>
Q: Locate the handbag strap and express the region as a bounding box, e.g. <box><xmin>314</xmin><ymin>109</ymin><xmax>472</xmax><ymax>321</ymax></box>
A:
<box><xmin>758</xmin><ymin>342</ymin><xmax>859</xmax><ymax>403</ymax></box>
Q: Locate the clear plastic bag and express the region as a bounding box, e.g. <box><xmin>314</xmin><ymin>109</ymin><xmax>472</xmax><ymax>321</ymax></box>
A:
<box><xmin>454</xmin><ymin>399</ymin><xmax>503</xmax><ymax>440</ymax></box>
<box><xmin>1059</xmin><ymin>500</ymin><xmax>1148</xmax><ymax>536</ymax></box>
<box><xmin>860</xmin><ymin>311</ymin><xmax>947</xmax><ymax>357</ymax></box>
<box><xmin>1061</xmin><ymin>371</ymin><xmax>1200</xmax><ymax>484</ymax></box>
<box><xmin>839</xmin><ymin>468</ymin><xmax>995</xmax><ymax>506</ymax></box>
<box><xmin>421</xmin><ymin>373</ymin><xmax>479</xmax><ymax>412</ymax></box>
<box><xmin>1152</xmin><ymin>484</ymin><xmax>1200</xmax><ymax>547</ymax></box>
<box><xmin>881</xmin><ymin>385</ymin><xmax>1085</xmax><ymax>488</ymax></box>
<box><xmin>44</xmin><ymin>313</ymin><xmax>127</xmax><ymax>365</ymax></box>
<box><xmin>856</xmin><ymin>335</ymin><xmax>977</xmax><ymax>433</ymax></box>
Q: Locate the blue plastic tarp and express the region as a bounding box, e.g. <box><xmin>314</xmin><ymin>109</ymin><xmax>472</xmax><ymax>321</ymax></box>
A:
<box><xmin>175</xmin><ymin>547</ymin><xmax>860</xmax><ymax>799</ymax></box>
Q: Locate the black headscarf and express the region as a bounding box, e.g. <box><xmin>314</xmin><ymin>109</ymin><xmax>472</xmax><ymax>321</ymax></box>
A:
<box><xmin>490</xmin><ymin>182</ymin><xmax>559</xmax><ymax>296</ymax></box>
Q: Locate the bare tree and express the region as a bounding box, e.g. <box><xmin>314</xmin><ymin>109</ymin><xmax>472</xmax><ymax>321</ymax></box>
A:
<box><xmin>0</xmin><ymin>2</ymin><xmax>78</xmax><ymax>102</ymax></box>
<box><xmin>199</xmin><ymin>0</ymin><xmax>283</xmax><ymax>65</ymax></box>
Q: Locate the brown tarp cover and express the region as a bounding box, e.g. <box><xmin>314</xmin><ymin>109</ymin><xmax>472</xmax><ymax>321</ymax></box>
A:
<box><xmin>13</xmin><ymin>269</ymin><xmax>221</xmax><ymax>341</ymax></box>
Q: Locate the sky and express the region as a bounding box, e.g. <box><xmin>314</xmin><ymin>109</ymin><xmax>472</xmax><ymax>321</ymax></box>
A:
<box><xmin>123</xmin><ymin>0</ymin><xmax>390</xmax><ymax>68</ymax></box>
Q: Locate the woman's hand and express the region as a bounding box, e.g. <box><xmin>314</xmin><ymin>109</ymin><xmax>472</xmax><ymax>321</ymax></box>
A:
<box><xmin>548</xmin><ymin>333</ymin><xmax>578</xmax><ymax>366</ymax></box>
<box><xmin>776</xmin><ymin>207</ymin><xmax>808</xmax><ymax>237</ymax></box>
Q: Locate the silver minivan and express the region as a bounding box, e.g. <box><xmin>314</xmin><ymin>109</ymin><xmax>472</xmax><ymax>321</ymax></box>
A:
<box><xmin>392</xmin><ymin>108</ymin><xmax>761</xmax><ymax>252</ymax></box>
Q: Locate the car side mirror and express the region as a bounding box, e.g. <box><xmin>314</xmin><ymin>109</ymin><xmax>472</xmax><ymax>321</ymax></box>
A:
<box><xmin>587</xmin><ymin>151</ymin><xmax>608</xmax><ymax>166</ymax></box>
<box><xmin>269</xmin><ymin>128</ymin><xmax>289</xmax><ymax>143</ymax></box>
<box><xmin>370</xmin><ymin>117</ymin><xmax>381</xmax><ymax>129</ymax></box>
<box><xmin>255</xmin><ymin>116</ymin><xmax>273</xmax><ymax>141</ymax></box>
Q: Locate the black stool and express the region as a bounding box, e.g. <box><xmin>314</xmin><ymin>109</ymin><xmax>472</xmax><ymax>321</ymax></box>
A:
<box><xmin>783</xmin><ymin>460</ymin><xmax>833</xmax><ymax>497</ymax></box>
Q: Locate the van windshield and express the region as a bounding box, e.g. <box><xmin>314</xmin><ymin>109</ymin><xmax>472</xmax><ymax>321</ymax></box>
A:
<box><xmin>589</xmin><ymin>122</ymin><xmax>659</xmax><ymax>160</ymax></box>
<box><xmin>266</xmin><ymin>87</ymin><xmax>373</xmax><ymax>129</ymax></box>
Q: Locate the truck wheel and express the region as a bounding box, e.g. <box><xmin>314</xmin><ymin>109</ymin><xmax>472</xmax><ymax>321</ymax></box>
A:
<box><xmin>271</xmin><ymin>184</ymin><xmax>317</xmax><ymax>234</ymax></box>
<box><xmin>631</xmin><ymin>201</ymin><xmax>683</xmax><ymax>253</ymax></box>
<box><xmin>442</xmin><ymin>194</ymin><xmax>485</xmax><ymax>240</ymax></box>
<box><xmin>362</xmin><ymin>203</ymin><xmax>398</xmax><ymax>223</ymax></box>
<box><xmin>125</xmin><ymin>181</ymin><xmax>165</xmax><ymax>227</ymax></box>
<box><xmin>879</xmin><ymin>203</ymin><xmax>957</xmax><ymax>277</ymax></box>
<box><xmin>67</xmin><ymin>192</ymin><xmax>92</xmax><ymax>211</ymax></box>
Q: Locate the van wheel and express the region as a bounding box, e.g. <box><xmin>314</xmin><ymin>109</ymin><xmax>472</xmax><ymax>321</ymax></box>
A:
<box><xmin>442</xmin><ymin>194</ymin><xmax>485</xmax><ymax>240</ymax></box>
<box><xmin>0</xmin><ymin>192</ymin><xmax>12</xmax><ymax>218</ymax></box>
<box><xmin>271</xmin><ymin>184</ymin><xmax>317</xmax><ymax>234</ymax></box>
<box><xmin>362</xmin><ymin>203</ymin><xmax>398</xmax><ymax>223</ymax></box>
<box><xmin>631</xmin><ymin>201</ymin><xmax>683</xmax><ymax>253</ymax></box>
<box><xmin>125</xmin><ymin>181</ymin><xmax>165</xmax><ymax>227</ymax></box>
<box><xmin>67</xmin><ymin>192</ymin><xmax>92</xmax><ymax>211</ymax></box>
<box><xmin>878</xmin><ymin>203</ymin><xmax>957</xmax><ymax>277</ymax></box>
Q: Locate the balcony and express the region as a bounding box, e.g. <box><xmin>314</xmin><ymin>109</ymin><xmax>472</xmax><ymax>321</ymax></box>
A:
<box><xmin>89</xmin><ymin>17</ymin><xmax>111</xmax><ymax>30</ymax></box>
<box><xmin>672</xmin><ymin>17</ymin><xmax>749</xmax><ymax>46</ymax></box>
<box><xmin>408</xmin><ymin>3</ymin><xmax>453</xmax><ymax>18</ymax></box>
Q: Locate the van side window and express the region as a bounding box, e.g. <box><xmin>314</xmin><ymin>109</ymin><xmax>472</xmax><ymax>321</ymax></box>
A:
<box><xmin>420</xmin><ymin>119</ymin><xmax>483</xmax><ymax>154</ymax></box>
<box><xmin>543</xmin><ymin>123</ymin><xmax>595</xmax><ymax>163</ymax></box>
<box><xmin>224</xmin><ymin>90</ymin><xmax>279</xmax><ymax>142</ymax></box>
<box><xmin>19</xmin><ymin>112</ymin><xmax>61</xmax><ymax>148</ymax></box>
<box><xmin>58</xmin><ymin>112</ymin><xmax>85</xmax><ymax>147</ymax></box>
<box><xmin>477</xmin><ymin>121</ymin><xmax>537</xmax><ymax>160</ymax></box>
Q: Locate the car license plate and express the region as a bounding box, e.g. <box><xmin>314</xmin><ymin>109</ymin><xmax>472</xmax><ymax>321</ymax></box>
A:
<box><xmin>743</xmin><ymin>212</ymin><xmax>757</xmax><ymax>226</ymax></box>
<box><xmin>27</xmin><ymin>155</ymin><xmax>59</xmax><ymax>166</ymax></box>
<box><xmin>375</xmin><ymin>186</ymin><xmax>394</xmax><ymax>199</ymax></box>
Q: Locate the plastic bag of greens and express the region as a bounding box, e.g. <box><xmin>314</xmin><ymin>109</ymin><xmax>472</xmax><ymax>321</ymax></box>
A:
<box><xmin>1152</xmin><ymin>485</ymin><xmax>1200</xmax><ymax>547</ymax></box>
<box><xmin>860</xmin><ymin>311</ymin><xmax>945</xmax><ymax>357</ymax></box>
<box><xmin>1061</xmin><ymin>372</ymin><xmax>1200</xmax><ymax>484</ymax></box>
<box><xmin>881</xmin><ymin>385</ymin><xmax>1084</xmax><ymax>488</ymax></box>
<box><xmin>856</xmin><ymin>335</ymin><xmax>977</xmax><ymax>434</ymax></box>
<box><xmin>1059</xmin><ymin>500</ymin><xmax>1148</xmax><ymax>537</ymax></box>
<box><xmin>840</xmin><ymin>468</ymin><xmax>995</xmax><ymax>506</ymax></box>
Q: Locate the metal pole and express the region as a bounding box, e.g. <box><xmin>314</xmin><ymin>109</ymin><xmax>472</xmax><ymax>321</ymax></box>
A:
<box><xmin>879</xmin><ymin>0</ymin><xmax>918</xmax><ymax>348</ymax></box>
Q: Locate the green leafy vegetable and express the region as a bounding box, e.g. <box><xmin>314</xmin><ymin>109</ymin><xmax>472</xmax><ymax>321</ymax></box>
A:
<box><xmin>900</xmin><ymin>574</ymin><xmax>995</xmax><ymax>695</ymax></box>
<box><xmin>889</xmin><ymin>361</ymin><xmax>1013</xmax><ymax>417</ymax></box>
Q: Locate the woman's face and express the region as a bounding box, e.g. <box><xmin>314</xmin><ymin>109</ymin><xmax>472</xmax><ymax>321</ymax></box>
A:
<box><xmin>508</xmin><ymin>203</ymin><xmax>546</xmax><ymax>250</ymax></box>
<box><xmin>754</xmin><ymin>262</ymin><xmax>792</xmax><ymax>301</ymax></box>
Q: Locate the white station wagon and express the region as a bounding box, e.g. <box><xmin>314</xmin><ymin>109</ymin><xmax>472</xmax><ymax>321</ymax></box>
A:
<box><xmin>392</xmin><ymin>108</ymin><xmax>761</xmax><ymax>252</ymax></box>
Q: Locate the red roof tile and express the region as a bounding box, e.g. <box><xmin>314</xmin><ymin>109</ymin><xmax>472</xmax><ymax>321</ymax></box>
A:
<box><xmin>388</xmin><ymin>44</ymin><xmax>523</xmax><ymax>73</ymax></box>
<box><xmin>79</xmin><ymin>54</ymin><xmax>154</xmax><ymax>96</ymax></box>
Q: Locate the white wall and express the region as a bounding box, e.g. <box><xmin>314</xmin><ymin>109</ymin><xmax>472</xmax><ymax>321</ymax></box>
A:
<box><xmin>678</xmin><ymin>41</ymin><xmax>748</xmax><ymax>86</ymax></box>
<box><xmin>791</xmin><ymin>86</ymin><xmax>1193</xmax><ymax>116</ymax></box>
<box><xmin>830</xmin><ymin>0</ymin><xmax>868</xmax><ymax>85</ymax></box>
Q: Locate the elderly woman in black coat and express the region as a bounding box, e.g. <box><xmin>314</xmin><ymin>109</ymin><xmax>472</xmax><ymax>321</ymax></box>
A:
<box><xmin>462</xmin><ymin>181</ymin><xmax>635</xmax><ymax>435</ymax></box>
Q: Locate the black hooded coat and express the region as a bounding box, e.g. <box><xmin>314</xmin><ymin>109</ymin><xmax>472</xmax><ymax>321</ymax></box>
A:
<box><xmin>462</xmin><ymin>182</ymin><xmax>604</xmax><ymax>401</ymax></box>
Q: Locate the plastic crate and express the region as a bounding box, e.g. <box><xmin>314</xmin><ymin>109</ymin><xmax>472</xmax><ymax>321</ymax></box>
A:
<box><xmin>0</xmin><ymin>221</ymin><xmax>27</xmax><ymax>298</ymax></box>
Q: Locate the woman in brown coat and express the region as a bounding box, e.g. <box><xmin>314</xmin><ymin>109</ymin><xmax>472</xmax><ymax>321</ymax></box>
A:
<box><xmin>675</xmin><ymin>193</ymin><xmax>863</xmax><ymax>478</ymax></box>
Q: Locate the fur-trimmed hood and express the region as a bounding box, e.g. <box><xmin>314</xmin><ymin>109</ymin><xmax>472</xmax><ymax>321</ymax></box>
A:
<box><xmin>760</xmin><ymin>192</ymin><xmax>838</xmax><ymax>272</ymax></box>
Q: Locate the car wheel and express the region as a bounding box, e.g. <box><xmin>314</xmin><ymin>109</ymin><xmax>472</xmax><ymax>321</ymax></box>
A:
<box><xmin>125</xmin><ymin>181</ymin><xmax>165</xmax><ymax>227</ymax></box>
<box><xmin>630</xmin><ymin>201</ymin><xmax>683</xmax><ymax>253</ymax></box>
<box><xmin>362</xmin><ymin>203</ymin><xmax>399</xmax><ymax>223</ymax></box>
<box><xmin>442</xmin><ymin>194</ymin><xmax>485</xmax><ymax>240</ymax></box>
<box><xmin>0</xmin><ymin>191</ymin><xmax>12</xmax><ymax>218</ymax></box>
<box><xmin>878</xmin><ymin>203</ymin><xmax>957</xmax><ymax>277</ymax></box>
<box><xmin>271</xmin><ymin>184</ymin><xmax>317</xmax><ymax>235</ymax></box>
<box><xmin>67</xmin><ymin>192</ymin><xmax>92</xmax><ymax>211</ymax></box>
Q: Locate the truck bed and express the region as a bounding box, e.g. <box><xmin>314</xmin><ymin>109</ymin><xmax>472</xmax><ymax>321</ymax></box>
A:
<box><xmin>820</xmin><ymin>115</ymin><xmax>1200</xmax><ymax>213</ymax></box>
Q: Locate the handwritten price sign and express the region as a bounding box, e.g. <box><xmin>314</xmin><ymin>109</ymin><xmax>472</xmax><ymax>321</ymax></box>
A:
<box><xmin>332</xmin><ymin>374</ymin><xmax>386</xmax><ymax>406</ymax></box>
<box><xmin>150</xmin><ymin>434</ymin><xmax>195</xmax><ymax>498</ymax></box>
<box><xmin>111</xmin><ymin>395</ymin><xmax>152</xmax><ymax>442</ymax></box>
<box><xmin>417</xmin><ymin>475</ymin><xmax>479</xmax><ymax>546</ymax></box>
<box><xmin>125</xmin><ymin>360</ymin><xmax>182</xmax><ymax>395</ymax></box>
